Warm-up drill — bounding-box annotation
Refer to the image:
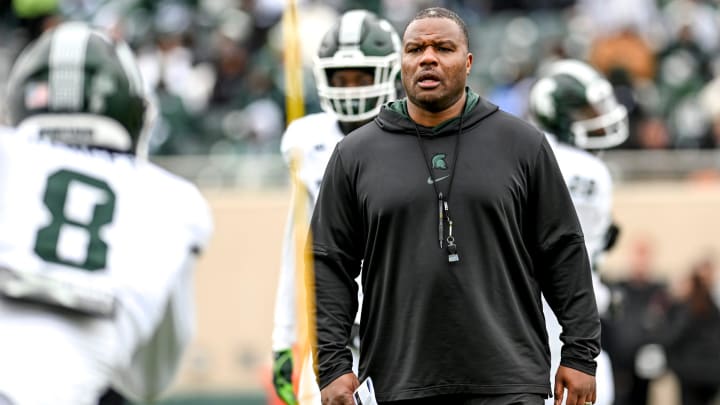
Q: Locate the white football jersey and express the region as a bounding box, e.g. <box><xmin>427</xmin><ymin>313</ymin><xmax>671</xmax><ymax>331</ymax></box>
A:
<box><xmin>543</xmin><ymin>134</ymin><xmax>614</xmax><ymax>405</ymax></box>
<box><xmin>272</xmin><ymin>112</ymin><xmax>345</xmax><ymax>351</ymax></box>
<box><xmin>547</xmin><ymin>136</ymin><xmax>613</xmax><ymax>267</ymax></box>
<box><xmin>0</xmin><ymin>130</ymin><xmax>212</xmax><ymax>404</ymax></box>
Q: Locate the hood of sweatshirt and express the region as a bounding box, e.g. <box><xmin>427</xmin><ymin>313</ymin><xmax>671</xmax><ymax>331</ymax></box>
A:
<box><xmin>375</xmin><ymin>87</ymin><xmax>499</xmax><ymax>137</ymax></box>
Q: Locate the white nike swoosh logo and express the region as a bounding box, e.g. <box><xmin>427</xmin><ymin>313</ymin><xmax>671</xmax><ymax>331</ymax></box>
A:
<box><xmin>427</xmin><ymin>175</ymin><xmax>450</xmax><ymax>184</ymax></box>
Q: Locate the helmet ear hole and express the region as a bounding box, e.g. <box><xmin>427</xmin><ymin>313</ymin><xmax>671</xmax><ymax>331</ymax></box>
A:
<box><xmin>313</xmin><ymin>10</ymin><xmax>401</xmax><ymax>122</ymax></box>
<box><xmin>6</xmin><ymin>21</ymin><xmax>148</xmax><ymax>155</ymax></box>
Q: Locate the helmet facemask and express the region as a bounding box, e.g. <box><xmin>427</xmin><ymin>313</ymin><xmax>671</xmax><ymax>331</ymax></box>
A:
<box><xmin>313</xmin><ymin>10</ymin><xmax>401</xmax><ymax>123</ymax></box>
<box><xmin>314</xmin><ymin>54</ymin><xmax>400</xmax><ymax>122</ymax></box>
<box><xmin>569</xmin><ymin>79</ymin><xmax>629</xmax><ymax>149</ymax></box>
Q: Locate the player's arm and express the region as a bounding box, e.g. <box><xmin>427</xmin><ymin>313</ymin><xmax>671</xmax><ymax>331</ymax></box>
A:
<box><xmin>112</xmin><ymin>250</ymin><xmax>199</xmax><ymax>402</ymax></box>
<box><xmin>270</xmin><ymin>128</ymin><xmax>314</xmax><ymax>405</ymax></box>
<box><xmin>271</xmin><ymin>182</ymin><xmax>313</xmax><ymax>405</ymax></box>
<box><xmin>113</xmin><ymin>189</ymin><xmax>213</xmax><ymax>402</ymax></box>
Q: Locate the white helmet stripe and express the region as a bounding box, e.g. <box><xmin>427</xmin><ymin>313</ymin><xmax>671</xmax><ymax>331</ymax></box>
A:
<box><xmin>338</xmin><ymin>10</ymin><xmax>366</xmax><ymax>47</ymax></box>
<box><xmin>546</xmin><ymin>59</ymin><xmax>597</xmax><ymax>87</ymax></box>
<box><xmin>49</xmin><ymin>22</ymin><xmax>91</xmax><ymax>110</ymax></box>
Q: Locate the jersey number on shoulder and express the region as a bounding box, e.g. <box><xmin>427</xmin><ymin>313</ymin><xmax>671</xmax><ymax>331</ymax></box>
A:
<box><xmin>34</xmin><ymin>169</ymin><xmax>116</xmax><ymax>271</ymax></box>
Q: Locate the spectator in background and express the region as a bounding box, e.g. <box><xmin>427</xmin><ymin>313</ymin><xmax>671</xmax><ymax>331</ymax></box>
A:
<box><xmin>603</xmin><ymin>237</ymin><xmax>670</xmax><ymax>405</ymax></box>
<box><xmin>633</xmin><ymin>115</ymin><xmax>672</xmax><ymax>149</ymax></box>
<box><xmin>588</xmin><ymin>26</ymin><xmax>656</xmax><ymax>86</ymax></box>
<box><xmin>654</xmin><ymin>19</ymin><xmax>713</xmax><ymax>148</ymax></box>
<box><xmin>207</xmin><ymin>29</ymin><xmax>251</xmax><ymax>109</ymax></box>
<box><xmin>664</xmin><ymin>255</ymin><xmax>720</xmax><ymax>405</ymax></box>
<box><xmin>662</xmin><ymin>0</ymin><xmax>720</xmax><ymax>56</ymax></box>
<box><xmin>603</xmin><ymin>67</ymin><xmax>668</xmax><ymax>150</ymax></box>
<box><xmin>135</xmin><ymin>1</ymin><xmax>215</xmax><ymax>155</ymax></box>
<box><xmin>574</xmin><ymin>0</ymin><xmax>662</xmax><ymax>38</ymax></box>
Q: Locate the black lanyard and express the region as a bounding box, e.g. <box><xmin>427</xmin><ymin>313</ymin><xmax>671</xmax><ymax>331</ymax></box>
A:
<box><xmin>413</xmin><ymin>114</ymin><xmax>464</xmax><ymax>263</ymax></box>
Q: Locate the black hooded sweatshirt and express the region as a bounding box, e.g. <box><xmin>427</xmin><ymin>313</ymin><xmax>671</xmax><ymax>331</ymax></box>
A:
<box><xmin>311</xmin><ymin>90</ymin><xmax>600</xmax><ymax>402</ymax></box>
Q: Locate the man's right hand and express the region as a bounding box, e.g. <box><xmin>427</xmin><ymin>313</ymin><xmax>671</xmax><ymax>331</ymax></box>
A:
<box><xmin>320</xmin><ymin>373</ymin><xmax>359</xmax><ymax>405</ymax></box>
<box><xmin>272</xmin><ymin>349</ymin><xmax>297</xmax><ymax>405</ymax></box>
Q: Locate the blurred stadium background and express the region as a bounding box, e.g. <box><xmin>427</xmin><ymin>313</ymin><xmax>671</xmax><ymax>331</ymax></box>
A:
<box><xmin>2</xmin><ymin>0</ymin><xmax>720</xmax><ymax>404</ymax></box>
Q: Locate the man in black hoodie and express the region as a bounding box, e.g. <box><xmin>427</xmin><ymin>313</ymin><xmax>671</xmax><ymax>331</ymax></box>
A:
<box><xmin>311</xmin><ymin>7</ymin><xmax>600</xmax><ymax>405</ymax></box>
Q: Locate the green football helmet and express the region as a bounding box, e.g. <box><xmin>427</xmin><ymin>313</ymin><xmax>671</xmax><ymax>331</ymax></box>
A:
<box><xmin>313</xmin><ymin>9</ymin><xmax>401</xmax><ymax>122</ymax></box>
<box><xmin>6</xmin><ymin>21</ymin><xmax>149</xmax><ymax>157</ymax></box>
<box><xmin>528</xmin><ymin>59</ymin><xmax>628</xmax><ymax>149</ymax></box>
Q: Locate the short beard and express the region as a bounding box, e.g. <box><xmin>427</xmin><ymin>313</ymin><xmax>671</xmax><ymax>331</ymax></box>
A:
<box><xmin>408</xmin><ymin>90</ymin><xmax>463</xmax><ymax>113</ymax></box>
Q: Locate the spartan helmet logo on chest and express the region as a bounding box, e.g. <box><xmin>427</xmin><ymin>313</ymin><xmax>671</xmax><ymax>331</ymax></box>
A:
<box><xmin>431</xmin><ymin>153</ymin><xmax>448</xmax><ymax>170</ymax></box>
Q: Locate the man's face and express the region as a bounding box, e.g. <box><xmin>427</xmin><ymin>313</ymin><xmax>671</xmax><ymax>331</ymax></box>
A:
<box><xmin>401</xmin><ymin>17</ymin><xmax>471</xmax><ymax>113</ymax></box>
<box><xmin>328</xmin><ymin>68</ymin><xmax>376</xmax><ymax>132</ymax></box>
<box><xmin>328</xmin><ymin>68</ymin><xmax>374</xmax><ymax>88</ymax></box>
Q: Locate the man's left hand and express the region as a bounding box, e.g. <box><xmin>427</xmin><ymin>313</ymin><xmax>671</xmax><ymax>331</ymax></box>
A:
<box><xmin>553</xmin><ymin>365</ymin><xmax>596</xmax><ymax>405</ymax></box>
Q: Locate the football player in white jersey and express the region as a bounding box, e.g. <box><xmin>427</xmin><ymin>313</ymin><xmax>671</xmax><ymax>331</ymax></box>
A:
<box><xmin>0</xmin><ymin>22</ymin><xmax>212</xmax><ymax>405</ymax></box>
<box><xmin>271</xmin><ymin>9</ymin><xmax>401</xmax><ymax>405</ymax></box>
<box><xmin>528</xmin><ymin>59</ymin><xmax>628</xmax><ymax>405</ymax></box>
